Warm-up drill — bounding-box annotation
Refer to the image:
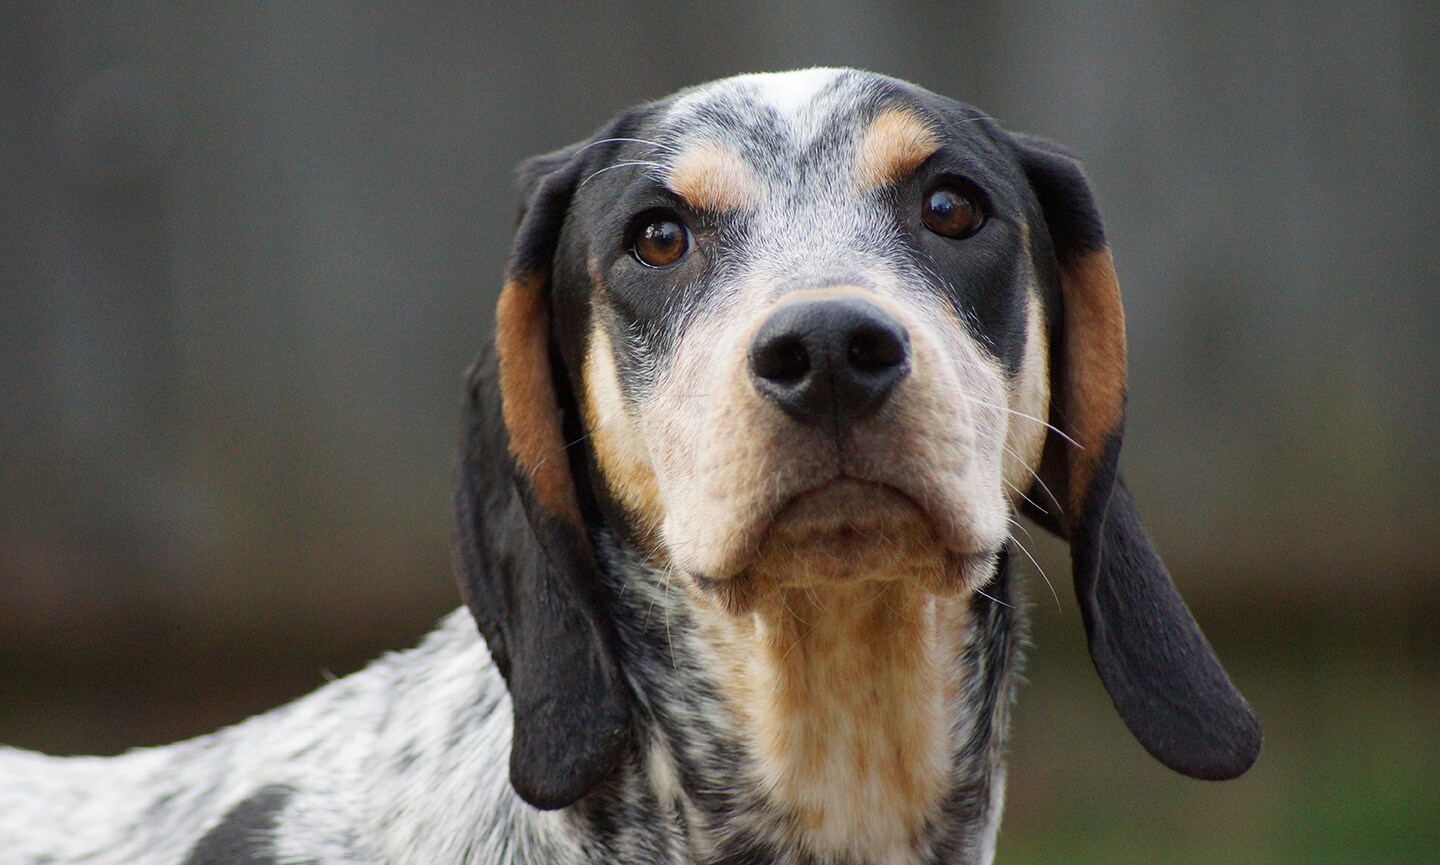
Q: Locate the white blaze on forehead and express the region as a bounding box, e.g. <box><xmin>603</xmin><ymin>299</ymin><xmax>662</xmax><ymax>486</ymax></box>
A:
<box><xmin>667</xmin><ymin>67</ymin><xmax>848</xmax><ymax>147</ymax></box>
<box><xmin>740</xmin><ymin>67</ymin><xmax>843</xmax><ymax>118</ymax></box>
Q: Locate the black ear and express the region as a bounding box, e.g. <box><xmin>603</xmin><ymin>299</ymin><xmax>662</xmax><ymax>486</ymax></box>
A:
<box><xmin>452</xmin><ymin>139</ymin><xmax>630</xmax><ymax>810</ymax></box>
<box><xmin>1011</xmin><ymin>132</ymin><xmax>1262</xmax><ymax>780</ymax></box>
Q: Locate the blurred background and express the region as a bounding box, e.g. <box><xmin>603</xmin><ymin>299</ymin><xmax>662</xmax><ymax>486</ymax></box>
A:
<box><xmin>1</xmin><ymin>2</ymin><xmax>1436</xmax><ymax>862</ymax></box>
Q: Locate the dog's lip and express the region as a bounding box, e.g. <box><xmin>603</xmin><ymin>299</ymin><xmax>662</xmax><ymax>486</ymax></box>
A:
<box><xmin>769</xmin><ymin>475</ymin><xmax>917</xmax><ymax>521</ymax></box>
<box><xmin>788</xmin><ymin>476</ymin><xmax>901</xmax><ymax>506</ymax></box>
<box><xmin>762</xmin><ymin>474</ymin><xmax>963</xmax><ymax>551</ymax></box>
<box><xmin>686</xmin><ymin>474</ymin><xmax>1002</xmax><ymax>593</ymax></box>
<box><xmin>679</xmin><ymin>473</ymin><xmax>1004</xmax><ymax>600</ymax></box>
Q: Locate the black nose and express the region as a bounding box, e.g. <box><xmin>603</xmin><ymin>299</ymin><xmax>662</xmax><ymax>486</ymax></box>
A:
<box><xmin>748</xmin><ymin>297</ymin><xmax>911</xmax><ymax>430</ymax></box>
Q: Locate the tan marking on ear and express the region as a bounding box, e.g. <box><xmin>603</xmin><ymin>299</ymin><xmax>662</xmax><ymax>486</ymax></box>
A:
<box><xmin>666</xmin><ymin>142</ymin><xmax>761</xmax><ymax>212</ymax></box>
<box><xmin>495</xmin><ymin>273</ymin><xmax>581</xmax><ymax>526</ymax></box>
<box><xmin>583</xmin><ymin>319</ymin><xmax>665</xmax><ymax>539</ymax></box>
<box><xmin>1061</xmin><ymin>248</ymin><xmax>1126</xmax><ymax>511</ymax></box>
<box><xmin>854</xmin><ymin>108</ymin><xmax>940</xmax><ymax>190</ymax></box>
<box><xmin>697</xmin><ymin>581</ymin><xmax>967</xmax><ymax>861</ymax></box>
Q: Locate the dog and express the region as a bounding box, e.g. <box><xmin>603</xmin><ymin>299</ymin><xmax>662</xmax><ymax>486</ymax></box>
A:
<box><xmin>0</xmin><ymin>68</ymin><xmax>1261</xmax><ymax>865</ymax></box>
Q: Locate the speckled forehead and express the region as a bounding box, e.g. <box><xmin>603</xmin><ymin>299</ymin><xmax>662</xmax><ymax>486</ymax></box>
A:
<box><xmin>664</xmin><ymin>68</ymin><xmax>853</xmax><ymax>147</ymax></box>
<box><xmin>654</xmin><ymin>69</ymin><xmax>938</xmax><ymax>207</ymax></box>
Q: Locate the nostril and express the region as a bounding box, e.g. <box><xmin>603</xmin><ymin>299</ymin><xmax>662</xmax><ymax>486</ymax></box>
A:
<box><xmin>848</xmin><ymin>324</ymin><xmax>908</xmax><ymax>374</ymax></box>
<box><xmin>751</xmin><ymin>334</ymin><xmax>811</xmax><ymax>384</ymax></box>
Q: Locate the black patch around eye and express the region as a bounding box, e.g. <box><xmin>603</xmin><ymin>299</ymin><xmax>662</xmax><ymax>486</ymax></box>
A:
<box><xmin>897</xmin><ymin>166</ymin><xmax>1029</xmax><ymax>378</ymax></box>
<box><xmin>589</xmin><ymin>195</ymin><xmax>735</xmax><ymax>367</ymax></box>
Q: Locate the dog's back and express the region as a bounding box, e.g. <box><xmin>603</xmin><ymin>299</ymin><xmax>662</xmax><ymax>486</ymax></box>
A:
<box><xmin>0</xmin><ymin>612</ymin><xmax>544</xmax><ymax>865</ymax></box>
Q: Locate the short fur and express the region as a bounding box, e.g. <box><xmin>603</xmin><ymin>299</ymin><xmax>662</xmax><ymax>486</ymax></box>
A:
<box><xmin>0</xmin><ymin>69</ymin><xmax>1259</xmax><ymax>865</ymax></box>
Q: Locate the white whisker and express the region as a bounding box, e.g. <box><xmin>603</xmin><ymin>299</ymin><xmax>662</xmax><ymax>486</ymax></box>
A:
<box><xmin>1000</xmin><ymin>441</ymin><xmax>1065</xmax><ymax>523</ymax></box>
<box><xmin>969</xmin><ymin>397</ymin><xmax>1084</xmax><ymax>450</ymax></box>
<box><xmin>1001</xmin><ymin>474</ymin><xmax>1049</xmax><ymax>516</ymax></box>
<box><xmin>974</xmin><ymin>587</ymin><xmax>1013</xmax><ymax>609</ymax></box>
<box><xmin>576</xmin><ymin>137</ymin><xmax>680</xmax><ymax>156</ymax></box>
<box><xmin>581</xmin><ymin>160</ymin><xmax>666</xmax><ymax>188</ymax></box>
<box><xmin>1008</xmin><ymin>519</ymin><xmax>1061</xmax><ymax>612</ymax></box>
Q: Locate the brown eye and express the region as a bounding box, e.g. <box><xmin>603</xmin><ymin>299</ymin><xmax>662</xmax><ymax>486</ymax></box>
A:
<box><xmin>631</xmin><ymin>214</ymin><xmax>690</xmax><ymax>267</ymax></box>
<box><xmin>922</xmin><ymin>184</ymin><xmax>985</xmax><ymax>239</ymax></box>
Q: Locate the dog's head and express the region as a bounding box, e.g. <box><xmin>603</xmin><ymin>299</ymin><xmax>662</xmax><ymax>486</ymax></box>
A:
<box><xmin>454</xmin><ymin>70</ymin><xmax>1261</xmax><ymax>810</ymax></box>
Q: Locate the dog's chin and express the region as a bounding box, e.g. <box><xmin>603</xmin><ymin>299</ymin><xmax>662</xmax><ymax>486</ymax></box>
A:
<box><xmin>685</xmin><ymin>479</ymin><xmax>1000</xmax><ymax>615</ymax></box>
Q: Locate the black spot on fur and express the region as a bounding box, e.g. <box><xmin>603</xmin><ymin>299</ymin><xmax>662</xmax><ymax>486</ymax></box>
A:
<box><xmin>180</xmin><ymin>785</ymin><xmax>293</xmax><ymax>865</ymax></box>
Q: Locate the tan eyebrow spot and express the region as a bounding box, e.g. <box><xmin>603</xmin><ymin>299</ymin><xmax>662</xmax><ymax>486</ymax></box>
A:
<box><xmin>666</xmin><ymin>142</ymin><xmax>762</xmax><ymax>212</ymax></box>
<box><xmin>854</xmin><ymin>108</ymin><xmax>940</xmax><ymax>190</ymax></box>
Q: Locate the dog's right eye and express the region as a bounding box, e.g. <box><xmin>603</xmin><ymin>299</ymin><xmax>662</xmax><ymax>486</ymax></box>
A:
<box><xmin>629</xmin><ymin>212</ymin><xmax>691</xmax><ymax>268</ymax></box>
<box><xmin>922</xmin><ymin>183</ymin><xmax>985</xmax><ymax>239</ymax></box>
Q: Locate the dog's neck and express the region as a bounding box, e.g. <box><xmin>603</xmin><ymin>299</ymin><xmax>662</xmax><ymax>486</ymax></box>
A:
<box><xmin>701</xmin><ymin>581</ymin><xmax>967</xmax><ymax>863</ymax></box>
<box><xmin>600</xmin><ymin>539</ymin><xmax>1017</xmax><ymax>865</ymax></box>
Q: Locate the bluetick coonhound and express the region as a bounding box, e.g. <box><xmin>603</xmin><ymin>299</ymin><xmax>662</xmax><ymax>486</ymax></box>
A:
<box><xmin>0</xmin><ymin>69</ymin><xmax>1261</xmax><ymax>865</ymax></box>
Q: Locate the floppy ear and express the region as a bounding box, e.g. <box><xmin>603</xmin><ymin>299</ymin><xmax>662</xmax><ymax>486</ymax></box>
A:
<box><xmin>1012</xmin><ymin>133</ymin><xmax>1262</xmax><ymax>781</ymax></box>
<box><xmin>452</xmin><ymin>141</ymin><xmax>630</xmax><ymax>810</ymax></box>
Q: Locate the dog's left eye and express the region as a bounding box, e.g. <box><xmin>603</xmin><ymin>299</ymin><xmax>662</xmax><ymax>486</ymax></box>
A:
<box><xmin>629</xmin><ymin>212</ymin><xmax>691</xmax><ymax>268</ymax></box>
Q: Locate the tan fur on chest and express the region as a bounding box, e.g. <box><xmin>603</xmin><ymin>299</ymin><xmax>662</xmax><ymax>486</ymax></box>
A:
<box><xmin>701</xmin><ymin>582</ymin><xmax>967</xmax><ymax>863</ymax></box>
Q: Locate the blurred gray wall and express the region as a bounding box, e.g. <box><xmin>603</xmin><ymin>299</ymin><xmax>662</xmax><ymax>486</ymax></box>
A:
<box><xmin>2</xmin><ymin>1</ymin><xmax>1437</xmax><ymax>640</ymax></box>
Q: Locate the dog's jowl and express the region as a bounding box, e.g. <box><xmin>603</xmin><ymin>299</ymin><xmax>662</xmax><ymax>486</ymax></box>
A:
<box><xmin>0</xmin><ymin>69</ymin><xmax>1260</xmax><ymax>865</ymax></box>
